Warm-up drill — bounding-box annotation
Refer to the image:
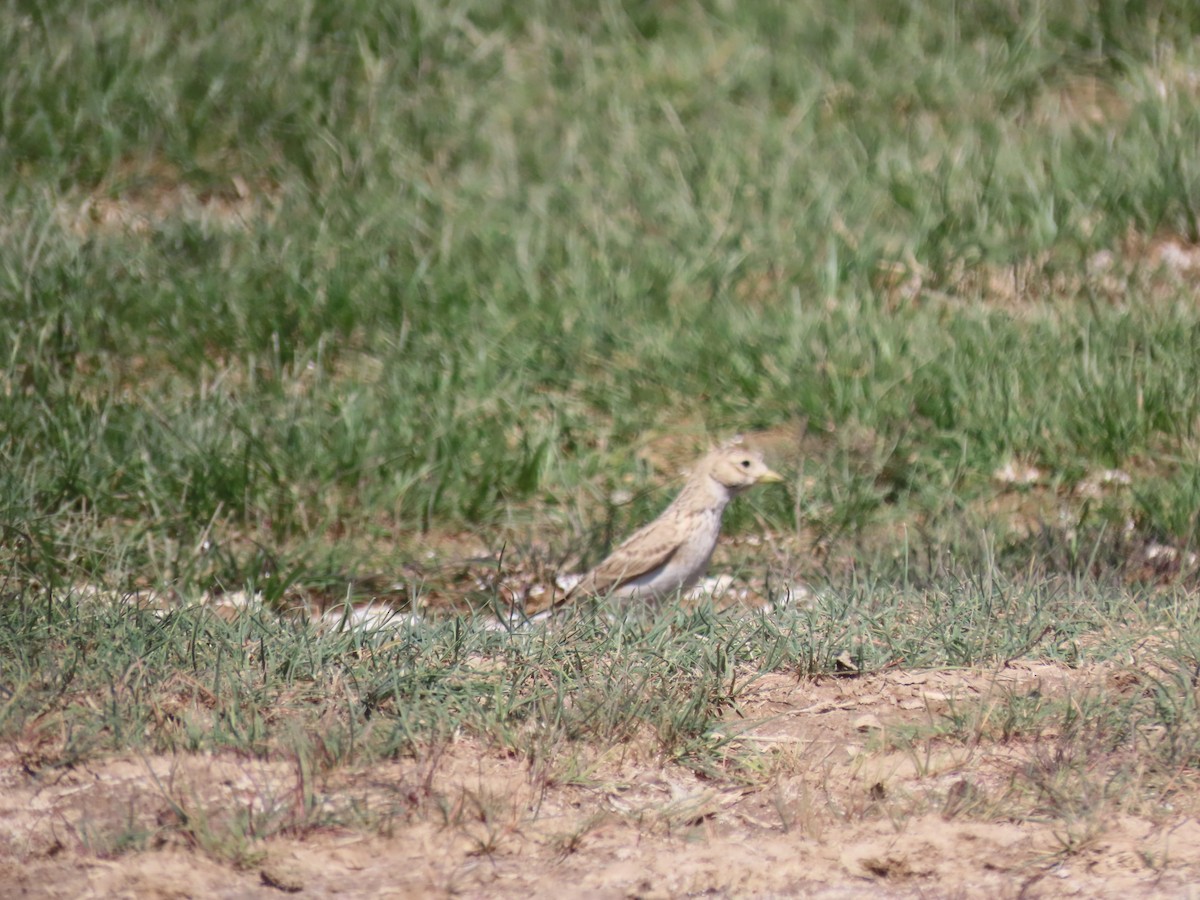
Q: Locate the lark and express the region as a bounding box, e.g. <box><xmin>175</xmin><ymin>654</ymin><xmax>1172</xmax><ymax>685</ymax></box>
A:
<box><xmin>558</xmin><ymin>443</ymin><xmax>783</xmax><ymax>608</ymax></box>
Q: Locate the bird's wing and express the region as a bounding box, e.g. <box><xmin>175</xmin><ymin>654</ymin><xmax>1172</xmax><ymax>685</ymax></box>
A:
<box><xmin>564</xmin><ymin>519</ymin><xmax>685</xmax><ymax>601</ymax></box>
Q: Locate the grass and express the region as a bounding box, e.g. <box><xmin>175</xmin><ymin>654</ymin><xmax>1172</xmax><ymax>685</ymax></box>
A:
<box><xmin>3</xmin><ymin>0</ymin><xmax>1200</xmax><ymax>877</ymax></box>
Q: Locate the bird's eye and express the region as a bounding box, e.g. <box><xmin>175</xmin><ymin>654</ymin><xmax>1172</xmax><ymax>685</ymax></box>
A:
<box><xmin>740</xmin><ymin>459</ymin><xmax>751</xmax><ymax>468</ymax></box>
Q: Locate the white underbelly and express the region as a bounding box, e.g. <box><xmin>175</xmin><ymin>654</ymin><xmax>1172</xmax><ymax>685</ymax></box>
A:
<box><xmin>612</xmin><ymin>509</ymin><xmax>722</xmax><ymax>602</ymax></box>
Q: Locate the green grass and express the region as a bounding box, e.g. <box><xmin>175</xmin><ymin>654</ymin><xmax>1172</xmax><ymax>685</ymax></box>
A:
<box><xmin>4</xmin><ymin>0</ymin><xmax>1200</xmax><ymax>867</ymax></box>
<box><xmin>2</xmin><ymin>571</ymin><xmax>1189</xmax><ymax>768</ymax></box>
<box><xmin>4</xmin><ymin>577</ymin><xmax>1200</xmax><ymax>853</ymax></box>
<box><xmin>6</xmin><ymin>6</ymin><xmax>1200</xmax><ymax>549</ymax></box>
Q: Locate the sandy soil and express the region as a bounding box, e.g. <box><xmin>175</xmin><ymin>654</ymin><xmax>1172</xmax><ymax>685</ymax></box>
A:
<box><xmin>4</xmin><ymin>662</ymin><xmax>1200</xmax><ymax>899</ymax></box>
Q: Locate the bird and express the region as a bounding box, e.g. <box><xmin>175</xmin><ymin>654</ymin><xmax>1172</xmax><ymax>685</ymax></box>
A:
<box><xmin>557</xmin><ymin>442</ymin><xmax>783</xmax><ymax>609</ymax></box>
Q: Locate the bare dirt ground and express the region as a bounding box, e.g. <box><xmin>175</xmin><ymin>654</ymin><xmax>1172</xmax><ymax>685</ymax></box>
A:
<box><xmin>4</xmin><ymin>662</ymin><xmax>1200</xmax><ymax>899</ymax></box>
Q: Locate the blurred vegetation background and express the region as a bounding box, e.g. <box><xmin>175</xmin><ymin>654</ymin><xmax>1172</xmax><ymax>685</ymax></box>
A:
<box><xmin>3</xmin><ymin>0</ymin><xmax>1200</xmax><ymax>600</ymax></box>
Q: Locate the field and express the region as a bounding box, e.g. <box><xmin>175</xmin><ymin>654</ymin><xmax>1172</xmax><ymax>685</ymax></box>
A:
<box><xmin>4</xmin><ymin>1</ymin><xmax>1200</xmax><ymax>896</ymax></box>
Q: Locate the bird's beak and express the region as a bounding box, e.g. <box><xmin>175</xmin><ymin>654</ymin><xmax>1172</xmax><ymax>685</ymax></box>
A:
<box><xmin>758</xmin><ymin>468</ymin><xmax>784</xmax><ymax>484</ymax></box>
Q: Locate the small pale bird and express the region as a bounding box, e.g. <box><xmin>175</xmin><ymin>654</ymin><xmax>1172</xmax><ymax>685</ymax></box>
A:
<box><xmin>558</xmin><ymin>443</ymin><xmax>783</xmax><ymax>608</ymax></box>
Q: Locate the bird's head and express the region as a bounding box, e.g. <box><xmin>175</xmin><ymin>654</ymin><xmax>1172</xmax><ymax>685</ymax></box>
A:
<box><xmin>704</xmin><ymin>445</ymin><xmax>784</xmax><ymax>493</ymax></box>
